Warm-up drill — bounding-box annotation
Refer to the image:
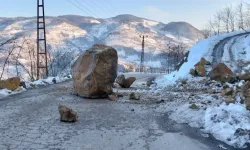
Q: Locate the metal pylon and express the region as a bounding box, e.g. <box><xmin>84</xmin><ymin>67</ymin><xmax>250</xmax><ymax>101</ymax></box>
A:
<box><xmin>37</xmin><ymin>0</ymin><xmax>48</xmax><ymax>79</ymax></box>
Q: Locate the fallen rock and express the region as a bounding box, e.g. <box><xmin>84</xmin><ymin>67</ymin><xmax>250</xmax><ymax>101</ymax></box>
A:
<box><xmin>241</xmin><ymin>81</ymin><xmax>250</xmax><ymax>110</ymax></box>
<box><xmin>129</xmin><ymin>92</ymin><xmax>140</xmax><ymax>100</ymax></box>
<box><xmin>108</xmin><ymin>93</ymin><xmax>118</xmax><ymax>101</ymax></box>
<box><xmin>58</xmin><ymin>105</ymin><xmax>78</xmax><ymax>122</ymax></box>
<box><xmin>225</xmin><ymin>97</ymin><xmax>235</xmax><ymax>105</ymax></box>
<box><xmin>206</xmin><ymin>89</ymin><xmax>216</xmax><ymax>94</ymax></box>
<box><xmin>193</xmin><ymin>57</ymin><xmax>211</xmax><ymax>77</ymax></box>
<box><xmin>209</xmin><ymin>63</ymin><xmax>236</xmax><ymax>83</ymax></box>
<box><xmin>52</xmin><ymin>78</ymin><xmax>57</xmax><ymax>84</ymax></box>
<box><xmin>125</xmin><ymin>77</ymin><xmax>136</xmax><ymax>88</ymax></box>
<box><xmin>189</xmin><ymin>104</ymin><xmax>199</xmax><ymax>110</ymax></box>
<box><xmin>246</xmin><ymin>98</ymin><xmax>250</xmax><ymax>110</ymax></box>
<box><xmin>146</xmin><ymin>80</ymin><xmax>153</xmax><ymax>87</ymax></box>
<box><xmin>0</xmin><ymin>77</ymin><xmax>21</xmax><ymax>91</ymax></box>
<box><xmin>115</xmin><ymin>74</ymin><xmax>126</xmax><ymax>86</ymax></box>
<box><xmin>189</xmin><ymin>68</ymin><xmax>198</xmax><ymax>76</ymax></box>
<box><xmin>71</xmin><ymin>44</ymin><xmax>118</xmax><ymax>98</ymax></box>
<box><xmin>195</xmin><ymin>62</ymin><xmax>206</xmax><ymax>77</ymax></box>
<box><xmin>234</xmin><ymin>128</ymin><xmax>250</xmax><ymax>136</ymax></box>
<box><xmin>115</xmin><ymin>75</ymin><xmax>136</xmax><ymax>88</ymax></box>
<box><xmin>222</xmin><ymin>88</ymin><xmax>234</xmax><ymax>96</ymax></box>
<box><xmin>242</xmin><ymin>81</ymin><xmax>250</xmax><ymax>98</ymax></box>
<box><xmin>20</xmin><ymin>81</ymin><xmax>26</xmax><ymax>89</ymax></box>
<box><xmin>180</xmin><ymin>79</ymin><xmax>188</xmax><ymax>85</ymax></box>
<box><xmin>237</xmin><ymin>74</ymin><xmax>250</xmax><ymax>81</ymax></box>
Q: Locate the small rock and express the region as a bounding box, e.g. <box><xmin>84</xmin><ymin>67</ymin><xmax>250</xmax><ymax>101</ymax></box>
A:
<box><xmin>245</xmin><ymin>97</ymin><xmax>250</xmax><ymax>110</ymax></box>
<box><xmin>223</xmin><ymin>84</ymin><xmax>230</xmax><ymax>89</ymax></box>
<box><xmin>237</xmin><ymin>74</ymin><xmax>250</xmax><ymax>81</ymax></box>
<box><xmin>116</xmin><ymin>75</ymin><xmax>126</xmax><ymax>87</ymax></box>
<box><xmin>206</xmin><ymin>89</ymin><xmax>216</xmax><ymax>94</ymax></box>
<box><xmin>242</xmin><ymin>81</ymin><xmax>250</xmax><ymax>97</ymax></box>
<box><xmin>189</xmin><ymin>104</ymin><xmax>199</xmax><ymax>110</ymax></box>
<box><xmin>221</xmin><ymin>88</ymin><xmax>234</xmax><ymax>96</ymax></box>
<box><xmin>180</xmin><ymin>79</ymin><xmax>188</xmax><ymax>85</ymax></box>
<box><xmin>20</xmin><ymin>81</ymin><xmax>26</xmax><ymax>89</ymax></box>
<box><xmin>234</xmin><ymin>128</ymin><xmax>250</xmax><ymax>136</ymax></box>
<box><xmin>30</xmin><ymin>83</ymin><xmax>36</xmax><ymax>88</ymax></box>
<box><xmin>129</xmin><ymin>92</ymin><xmax>140</xmax><ymax>100</ymax></box>
<box><xmin>58</xmin><ymin>105</ymin><xmax>78</xmax><ymax>122</ymax></box>
<box><xmin>146</xmin><ymin>80</ymin><xmax>153</xmax><ymax>87</ymax></box>
<box><xmin>108</xmin><ymin>93</ymin><xmax>118</xmax><ymax>101</ymax></box>
<box><xmin>225</xmin><ymin>97</ymin><xmax>235</xmax><ymax>105</ymax></box>
<box><xmin>115</xmin><ymin>75</ymin><xmax>136</xmax><ymax>88</ymax></box>
<box><xmin>52</xmin><ymin>78</ymin><xmax>57</xmax><ymax>84</ymax></box>
<box><xmin>189</xmin><ymin>68</ymin><xmax>198</xmax><ymax>76</ymax></box>
<box><xmin>125</xmin><ymin>77</ymin><xmax>136</xmax><ymax>88</ymax></box>
<box><xmin>156</xmin><ymin>99</ymin><xmax>165</xmax><ymax>104</ymax></box>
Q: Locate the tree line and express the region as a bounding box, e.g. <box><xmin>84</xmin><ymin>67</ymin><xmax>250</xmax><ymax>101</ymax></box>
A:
<box><xmin>205</xmin><ymin>2</ymin><xmax>250</xmax><ymax>37</ymax></box>
<box><xmin>0</xmin><ymin>36</ymin><xmax>74</xmax><ymax>81</ymax></box>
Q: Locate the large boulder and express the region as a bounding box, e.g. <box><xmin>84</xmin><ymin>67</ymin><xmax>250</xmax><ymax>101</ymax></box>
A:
<box><xmin>58</xmin><ymin>105</ymin><xmax>78</xmax><ymax>122</ymax></box>
<box><xmin>0</xmin><ymin>77</ymin><xmax>20</xmax><ymax>91</ymax></box>
<box><xmin>71</xmin><ymin>44</ymin><xmax>118</xmax><ymax>98</ymax></box>
<box><xmin>195</xmin><ymin>63</ymin><xmax>206</xmax><ymax>77</ymax></box>
<box><xmin>193</xmin><ymin>57</ymin><xmax>211</xmax><ymax>77</ymax></box>
<box><xmin>115</xmin><ymin>75</ymin><xmax>136</xmax><ymax>88</ymax></box>
<box><xmin>208</xmin><ymin>63</ymin><xmax>236</xmax><ymax>83</ymax></box>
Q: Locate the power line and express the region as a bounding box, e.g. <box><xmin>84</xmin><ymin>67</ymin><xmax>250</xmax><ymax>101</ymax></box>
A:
<box><xmin>72</xmin><ymin>0</ymin><xmax>100</xmax><ymax>18</ymax></box>
<box><xmin>66</xmin><ymin>0</ymin><xmax>93</xmax><ymax>17</ymax></box>
<box><xmin>79</xmin><ymin>0</ymin><xmax>108</xmax><ymax>19</ymax></box>
<box><xmin>89</xmin><ymin>0</ymin><xmax>114</xmax><ymax>17</ymax></box>
<box><xmin>102</xmin><ymin>0</ymin><xmax>119</xmax><ymax>16</ymax></box>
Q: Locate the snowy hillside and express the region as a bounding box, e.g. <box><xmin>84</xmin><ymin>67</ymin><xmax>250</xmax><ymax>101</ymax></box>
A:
<box><xmin>156</xmin><ymin>30</ymin><xmax>250</xmax><ymax>85</ymax></box>
<box><xmin>0</xmin><ymin>15</ymin><xmax>203</xmax><ymax>75</ymax></box>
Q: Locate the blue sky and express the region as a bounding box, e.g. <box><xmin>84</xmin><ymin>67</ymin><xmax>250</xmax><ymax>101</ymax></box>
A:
<box><xmin>0</xmin><ymin>0</ymin><xmax>243</xmax><ymax>29</ymax></box>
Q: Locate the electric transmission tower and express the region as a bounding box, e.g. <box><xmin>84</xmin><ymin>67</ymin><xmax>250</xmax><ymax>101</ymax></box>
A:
<box><xmin>37</xmin><ymin>0</ymin><xmax>48</xmax><ymax>79</ymax></box>
<box><xmin>140</xmin><ymin>35</ymin><xmax>147</xmax><ymax>72</ymax></box>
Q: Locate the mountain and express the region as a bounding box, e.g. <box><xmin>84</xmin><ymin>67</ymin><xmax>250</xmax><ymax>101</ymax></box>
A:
<box><xmin>0</xmin><ymin>14</ymin><xmax>204</xmax><ymax>79</ymax></box>
<box><xmin>161</xmin><ymin>22</ymin><xmax>204</xmax><ymax>41</ymax></box>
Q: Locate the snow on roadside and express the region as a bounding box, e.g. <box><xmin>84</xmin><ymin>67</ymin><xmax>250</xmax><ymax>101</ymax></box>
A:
<box><xmin>26</xmin><ymin>75</ymin><xmax>72</xmax><ymax>88</ymax></box>
<box><xmin>204</xmin><ymin>103</ymin><xmax>250</xmax><ymax>148</ymax></box>
<box><xmin>155</xmin><ymin>30</ymin><xmax>250</xmax><ymax>87</ymax></box>
<box><xmin>0</xmin><ymin>87</ymin><xmax>26</xmax><ymax>98</ymax></box>
<box><xmin>0</xmin><ymin>75</ymin><xmax>72</xmax><ymax>99</ymax></box>
<box><xmin>153</xmin><ymin>76</ymin><xmax>250</xmax><ymax>148</ymax></box>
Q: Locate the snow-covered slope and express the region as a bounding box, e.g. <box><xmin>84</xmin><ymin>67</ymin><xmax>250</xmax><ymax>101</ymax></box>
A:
<box><xmin>156</xmin><ymin>30</ymin><xmax>250</xmax><ymax>86</ymax></box>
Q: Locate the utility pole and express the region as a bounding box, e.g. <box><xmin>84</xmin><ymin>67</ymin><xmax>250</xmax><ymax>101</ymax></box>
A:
<box><xmin>37</xmin><ymin>0</ymin><xmax>48</xmax><ymax>79</ymax></box>
<box><xmin>140</xmin><ymin>35</ymin><xmax>147</xmax><ymax>72</ymax></box>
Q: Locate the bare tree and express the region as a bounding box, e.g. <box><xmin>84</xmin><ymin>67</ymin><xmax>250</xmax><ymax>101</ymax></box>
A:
<box><xmin>236</xmin><ymin>2</ymin><xmax>245</xmax><ymax>30</ymax></box>
<box><xmin>214</xmin><ymin>12</ymin><xmax>222</xmax><ymax>34</ymax></box>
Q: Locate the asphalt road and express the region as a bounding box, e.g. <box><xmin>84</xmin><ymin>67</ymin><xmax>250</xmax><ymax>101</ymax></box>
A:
<box><xmin>0</xmin><ymin>73</ymin><xmax>243</xmax><ymax>150</ymax></box>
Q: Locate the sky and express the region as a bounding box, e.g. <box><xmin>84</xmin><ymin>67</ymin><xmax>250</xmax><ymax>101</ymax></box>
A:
<box><xmin>0</xmin><ymin>0</ymin><xmax>245</xmax><ymax>29</ymax></box>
